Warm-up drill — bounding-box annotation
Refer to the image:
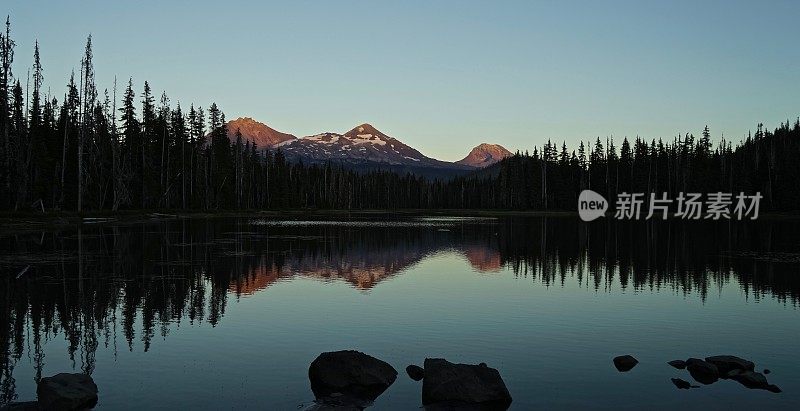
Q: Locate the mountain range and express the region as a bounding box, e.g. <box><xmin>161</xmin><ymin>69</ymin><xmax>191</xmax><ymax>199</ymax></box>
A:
<box><xmin>224</xmin><ymin>117</ymin><xmax>511</xmax><ymax>175</ymax></box>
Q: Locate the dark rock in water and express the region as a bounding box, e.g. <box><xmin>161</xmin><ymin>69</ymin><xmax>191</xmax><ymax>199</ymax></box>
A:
<box><xmin>726</xmin><ymin>369</ymin><xmax>743</xmax><ymax>378</ymax></box>
<box><xmin>705</xmin><ymin>355</ymin><xmax>755</xmax><ymax>376</ymax></box>
<box><xmin>421</xmin><ymin>358</ymin><xmax>512</xmax><ymax>409</ymax></box>
<box><xmin>406</xmin><ymin>364</ymin><xmax>425</xmax><ymax>381</ymax></box>
<box><xmin>306</xmin><ymin>393</ymin><xmax>372</xmax><ymax>410</ymax></box>
<box><xmin>308</xmin><ymin>350</ymin><xmax>397</xmax><ymax>404</ymax></box>
<box><xmin>671</xmin><ymin>378</ymin><xmax>692</xmax><ymax>389</ymax></box>
<box><xmin>736</xmin><ymin>371</ymin><xmax>781</xmax><ymax>393</ymax></box>
<box><xmin>424</xmin><ymin>401</ymin><xmax>511</xmax><ymax>410</ymax></box>
<box><xmin>668</xmin><ymin>360</ymin><xmax>687</xmax><ymax>369</ymax></box>
<box><xmin>729</xmin><ymin>371</ymin><xmax>779</xmax><ymax>393</ymax></box>
<box><xmin>37</xmin><ymin>373</ymin><xmax>98</xmax><ymax>411</ymax></box>
<box><xmin>0</xmin><ymin>402</ymin><xmax>40</xmax><ymax>411</ymax></box>
<box><xmin>613</xmin><ymin>355</ymin><xmax>639</xmax><ymax>372</ymax></box>
<box><xmin>766</xmin><ymin>384</ymin><xmax>782</xmax><ymax>393</ymax></box>
<box><xmin>763</xmin><ymin>369</ymin><xmax>771</xmax><ymax>375</ymax></box>
<box><xmin>686</xmin><ymin>358</ymin><xmax>719</xmax><ymax>385</ymax></box>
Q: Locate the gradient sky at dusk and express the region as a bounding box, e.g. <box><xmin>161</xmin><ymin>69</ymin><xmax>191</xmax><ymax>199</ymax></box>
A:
<box><xmin>4</xmin><ymin>0</ymin><xmax>799</xmax><ymax>160</ymax></box>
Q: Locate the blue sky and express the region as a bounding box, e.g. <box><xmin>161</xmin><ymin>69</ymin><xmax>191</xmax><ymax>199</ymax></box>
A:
<box><xmin>4</xmin><ymin>0</ymin><xmax>799</xmax><ymax>160</ymax></box>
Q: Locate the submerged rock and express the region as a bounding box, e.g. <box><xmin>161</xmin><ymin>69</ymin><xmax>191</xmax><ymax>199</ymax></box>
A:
<box><xmin>421</xmin><ymin>358</ymin><xmax>512</xmax><ymax>409</ymax></box>
<box><xmin>37</xmin><ymin>373</ymin><xmax>98</xmax><ymax>411</ymax></box>
<box><xmin>726</xmin><ymin>369</ymin><xmax>743</xmax><ymax>378</ymax></box>
<box><xmin>406</xmin><ymin>364</ymin><xmax>425</xmax><ymax>381</ymax></box>
<box><xmin>730</xmin><ymin>371</ymin><xmax>767</xmax><ymax>388</ymax></box>
<box><xmin>613</xmin><ymin>355</ymin><xmax>639</xmax><ymax>372</ymax></box>
<box><xmin>705</xmin><ymin>355</ymin><xmax>755</xmax><ymax>376</ymax></box>
<box><xmin>308</xmin><ymin>350</ymin><xmax>397</xmax><ymax>405</ymax></box>
<box><xmin>306</xmin><ymin>393</ymin><xmax>372</xmax><ymax>410</ymax></box>
<box><xmin>763</xmin><ymin>369</ymin><xmax>771</xmax><ymax>375</ymax></box>
<box><xmin>668</xmin><ymin>360</ymin><xmax>687</xmax><ymax>369</ymax></box>
<box><xmin>0</xmin><ymin>402</ymin><xmax>40</xmax><ymax>411</ymax></box>
<box><xmin>686</xmin><ymin>358</ymin><xmax>719</xmax><ymax>385</ymax></box>
<box><xmin>670</xmin><ymin>378</ymin><xmax>694</xmax><ymax>389</ymax></box>
<box><xmin>729</xmin><ymin>371</ymin><xmax>781</xmax><ymax>393</ymax></box>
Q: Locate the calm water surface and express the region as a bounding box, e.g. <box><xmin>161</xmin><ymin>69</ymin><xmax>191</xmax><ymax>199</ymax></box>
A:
<box><xmin>1</xmin><ymin>215</ymin><xmax>799</xmax><ymax>410</ymax></box>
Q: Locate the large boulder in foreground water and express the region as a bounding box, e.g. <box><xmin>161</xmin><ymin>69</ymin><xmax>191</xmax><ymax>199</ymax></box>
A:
<box><xmin>37</xmin><ymin>373</ymin><xmax>98</xmax><ymax>410</ymax></box>
<box><xmin>308</xmin><ymin>350</ymin><xmax>397</xmax><ymax>404</ymax></box>
<box><xmin>421</xmin><ymin>358</ymin><xmax>512</xmax><ymax>409</ymax></box>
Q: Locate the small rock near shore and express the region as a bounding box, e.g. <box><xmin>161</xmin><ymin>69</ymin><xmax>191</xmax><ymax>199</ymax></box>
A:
<box><xmin>668</xmin><ymin>360</ymin><xmax>686</xmax><ymax>369</ymax></box>
<box><xmin>613</xmin><ymin>355</ymin><xmax>639</xmax><ymax>372</ymax></box>
<box><xmin>670</xmin><ymin>378</ymin><xmax>693</xmax><ymax>389</ymax></box>
<box><xmin>406</xmin><ymin>364</ymin><xmax>425</xmax><ymax>381</ymax></box>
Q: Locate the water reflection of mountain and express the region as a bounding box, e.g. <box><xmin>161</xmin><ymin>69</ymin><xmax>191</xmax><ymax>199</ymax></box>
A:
<box><xmin>229</xmin><ymin>236</ymin><xmax>439</xmax><ymax>294</ymax></box>
<box><xmin>1</xmin><ymin>216</ymin><xmax>799</xmax><ymax>404</ymax></box>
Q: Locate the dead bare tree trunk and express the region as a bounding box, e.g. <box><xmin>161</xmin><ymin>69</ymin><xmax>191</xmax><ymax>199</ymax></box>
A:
<box><xmin>77</xmin><ymin>62</ymin><xmax>84</xmax><ymax>213</ymax></box>
<box><xmin>181</xmin><ymin>128</ymin><xmax>186</xmax><ymax>209</ymax></box>
<box><xmin>59</xmin><ymin>93</ymin><xmax>68</xmax><ymax>210</ymax></box>
<box><xmin>160</xmin><ymin>123</ymin><xmax>165</xmax><ymax>208</ymax></box>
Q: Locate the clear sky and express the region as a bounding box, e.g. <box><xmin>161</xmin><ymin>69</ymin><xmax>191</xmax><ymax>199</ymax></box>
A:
<box><xmin>4</xmin><ymin>0</ymin><xmax>799</xmax><ymax>161</ymax></box>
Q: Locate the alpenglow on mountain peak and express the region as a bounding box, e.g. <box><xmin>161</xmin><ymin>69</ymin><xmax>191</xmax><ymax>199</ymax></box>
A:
<box><xmin>344</xmin><ymin>123</ymin><xmax>394</xmax><ymax>140</ymax></box>
<box><xmin>456</xmin><ymin>143</ymin><xmax>513</xmax><ymax>168</ymax></box>
<box><xmin>224</xmin><ymin>117</ymin><xmax>296</xmax><ymax>148</ymax></box>
<box><xmin>221</xmin><ymin>117</ymin><xmax>510</xmax><ymax>175</ymax></box>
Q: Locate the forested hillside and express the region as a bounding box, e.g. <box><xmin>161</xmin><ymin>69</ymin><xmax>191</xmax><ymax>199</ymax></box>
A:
<box><xmin>1</xmin><ymin>18</ymin><xmax>797</xmax><ymax>213</ymax></box>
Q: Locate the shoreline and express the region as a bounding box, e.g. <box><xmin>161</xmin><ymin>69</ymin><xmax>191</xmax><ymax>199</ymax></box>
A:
<box><xmin>1</xmin><ymin>208</ymin><xmax>799</xmax><ymax>226</ymax></box>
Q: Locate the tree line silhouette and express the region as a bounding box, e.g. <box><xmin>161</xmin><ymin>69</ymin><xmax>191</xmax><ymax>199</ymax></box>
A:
<box><xmin>1</xmin><ymin>18</ymin><xmax>798</xmax><ymax>213</ymax></box>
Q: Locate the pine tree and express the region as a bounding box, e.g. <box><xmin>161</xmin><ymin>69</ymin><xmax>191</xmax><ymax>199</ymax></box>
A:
<box><xmin>11</xmin><ymin>80</ymin><xmax>26</xmax><ymax>209</ymax></box>
<box><xmin>119</xmin><ymin>78</ymin><xmax>139</xmax><ymax>208</ymax></box>
<box><xmin>140</xmin><ymin>81</ymin><xmax>155</xmax><ymax>208</ymax></box>
<box><xmin>78</xmin><ymin>35</ymin><xmax>96</xmax><ymax>212</ymax></box>
<box><xmin>235</xmin><ymin>128</ymin><xmax>243</xmax><ymax>208</ymax></box>
<box><xmin>0</xmin><ymin>16</ymin><xmax>15</xmax><ymax>208</ymax></box>
<box><xmin>28</xmin><ymin>40</ymin><xmax>48</xmax><ymax>207</ymax></box>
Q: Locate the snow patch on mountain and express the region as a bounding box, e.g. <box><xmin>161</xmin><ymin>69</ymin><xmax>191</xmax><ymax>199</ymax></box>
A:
<box><xmin>273</xmin><ymin>123</ymin><xmax>470</xmax><ymax>170</ymax></box>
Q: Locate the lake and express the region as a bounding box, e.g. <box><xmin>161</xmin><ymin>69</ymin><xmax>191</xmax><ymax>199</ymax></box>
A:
<box><xmin>1</xmin><ymin>215</ymin><xmax>798</xmax><ymax>410</ymax></box>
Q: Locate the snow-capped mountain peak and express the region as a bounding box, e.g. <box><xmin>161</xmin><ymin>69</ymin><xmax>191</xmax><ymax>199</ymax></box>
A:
<box><xmin>222</xmin><ymin>117</ymin><xmax>477</xmax><ymax>175</ymax></box>
<box><xmin>276</xmin><ymin>123</ymin><xmax>466</xmax><ymax>170</ymax></box>
<box><xmin>344</xmin><ymin>123</ymin><xmax>393</xmax><ymax>141</ymax></box>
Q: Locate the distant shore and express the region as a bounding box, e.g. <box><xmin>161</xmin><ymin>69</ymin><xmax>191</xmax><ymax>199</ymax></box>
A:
<box><xmin>0</xmin><ymin>209</ymin><xmax>574</xmax><ymax>229</ymax></box>
<box><xmin>1</xmin><ymin>208</ymin><xmax>799</xmax><ymax>230</ymax></box>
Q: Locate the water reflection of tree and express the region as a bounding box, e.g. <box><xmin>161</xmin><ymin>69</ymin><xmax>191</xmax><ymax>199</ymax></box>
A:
<box><xmin>1</xmin><ymin>217</ymin><xmax>799</xmax><ymax>403</ymax></box>
<box><xmin>494</xmin><ymin>217</ymin><xmax>800</xmax><ymax>305</ymax></box>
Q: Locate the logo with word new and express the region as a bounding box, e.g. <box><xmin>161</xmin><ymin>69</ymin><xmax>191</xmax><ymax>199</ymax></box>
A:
<box><xmin>578</xmin><ymin>190</ymin><xmax>608</xmax><ymax>221</ymax></box>
<box><xmin>577</xmin><ymin>190</ymin><xmax>762</xmax><ymax>222</ymax></box>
